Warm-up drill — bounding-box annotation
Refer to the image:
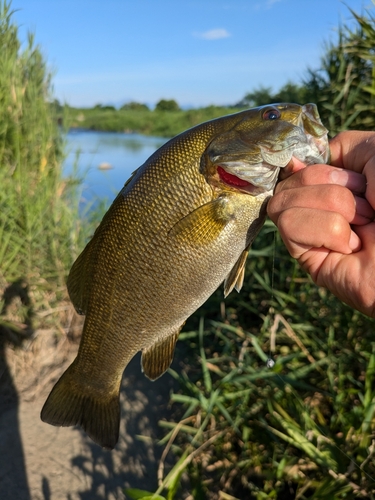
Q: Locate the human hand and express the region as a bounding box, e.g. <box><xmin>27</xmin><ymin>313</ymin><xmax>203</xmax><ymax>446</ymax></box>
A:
<box><xmin>267</xmin><ymin>131</ymin><xmax>375</xmax><ymax>317</ymax></box>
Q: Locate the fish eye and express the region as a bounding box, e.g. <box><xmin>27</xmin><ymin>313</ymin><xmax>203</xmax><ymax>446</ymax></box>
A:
<box><xmin>263</xmin><ymin>108</ymin><xmax>281</xmax><ymax>121</ymax></box>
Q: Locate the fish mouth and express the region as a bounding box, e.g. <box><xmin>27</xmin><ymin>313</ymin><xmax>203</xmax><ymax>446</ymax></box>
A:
<box><xmin>217</xmin><ymin>166</ymin><xmax>258</xmax><ymax>193</ymax></box>
<box><xmin>215</xmin><ymin>138</ymin><xmax>304</xmax><ymax>194</ymax></box>
<box><xmin>215</xmin><ymin>127</ymin><xmax>330</xmax><ymax>194</ymax></box>
<box><xmin>216</xmin><ymin>160</ymin><xmax>280</xmax><ymax>194</ymax></box>
<box><xmin>205</xmin><ymin>102</ymin><xmax>330</xmax><ymax>196</ymax></box>
<box><xmin>296</xmin><ymin>103</ymin><xmax>330</xmax><ymax>165</ymax></box>
<box><xmin>290</xmin><ymin>132</ymin><xmax>330</xmax><ymax>167</ymax></box>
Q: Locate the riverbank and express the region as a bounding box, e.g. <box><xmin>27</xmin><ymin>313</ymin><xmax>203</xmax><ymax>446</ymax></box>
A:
<box><xmin>63</xmin><ymin>105</ymin><xmax>241</xmax><ymax>138</ymax></box>
<box><xmin>0</xmin><ymin>306</ymin><xmax>183</xmax><ymax>500</ymax></box>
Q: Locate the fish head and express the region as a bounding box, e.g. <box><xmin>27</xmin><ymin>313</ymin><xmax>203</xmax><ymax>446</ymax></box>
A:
<box><xmin>202</xmin><ymin>103</ymin><xmax>329</xmax><ymax>195</ymax></box>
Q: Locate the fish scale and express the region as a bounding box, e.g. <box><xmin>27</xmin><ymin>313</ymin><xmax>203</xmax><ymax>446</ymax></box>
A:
<box><xmin>41</xmin><ymin>103</ymin><xmax>329</xmax><ymax>449</ymax></box>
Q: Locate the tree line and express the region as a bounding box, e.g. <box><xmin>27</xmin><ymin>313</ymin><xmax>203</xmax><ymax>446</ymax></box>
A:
<box><xmin>78</xmin><ymin>7</ymin><xmax>375</xmax><ymax>138</ymax></box>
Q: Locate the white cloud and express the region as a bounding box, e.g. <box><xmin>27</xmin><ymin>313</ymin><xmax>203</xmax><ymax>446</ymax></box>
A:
<box><xmin>254</xmin><ymin>0</ymin><xmax>282</xmax><ymax>10</ymax></box>
<box><xmin>194</xmin><ymin>28</ymin><xmax>231</xmax><ymax>40</ymax></box>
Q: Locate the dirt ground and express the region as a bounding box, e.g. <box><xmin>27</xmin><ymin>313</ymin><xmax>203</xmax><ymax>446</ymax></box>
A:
<box><xmin>0</xmin><ymin>313</ymin><xmax>182</xmax><ymax>500</ymax></box>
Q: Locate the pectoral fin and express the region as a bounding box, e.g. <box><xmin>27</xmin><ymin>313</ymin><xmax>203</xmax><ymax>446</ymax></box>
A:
<box><xmin>141</xmin><ymin>330</ymin><xmax>181</xmax><ymax>380</ymax></box>
<box><xmin>224</xmin><ymin>247</ymin><xmax>249</xmax><ymax>297</ymax></box>
<box><xmin>169</xmin><ymin>196</ymin><xmax>234</xmax><ymax>246</ymax></box>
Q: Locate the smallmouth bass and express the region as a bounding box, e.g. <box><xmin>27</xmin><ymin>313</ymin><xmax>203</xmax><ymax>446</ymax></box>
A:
<box><xmin>41</xmin><ymin>103</ymin><xmax>329</xmax><ymax>449</ymax></box>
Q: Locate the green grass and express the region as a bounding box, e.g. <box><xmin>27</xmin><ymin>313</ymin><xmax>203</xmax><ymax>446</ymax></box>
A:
<box><xmin>142</xmin><ymin>222</ymin><xmax>375</xmax><ymax>499</ymax></box>
<box><xmin>0</xmin><ymin>1</ymin><xmax>99</xmax><ymax>332</ymax></box>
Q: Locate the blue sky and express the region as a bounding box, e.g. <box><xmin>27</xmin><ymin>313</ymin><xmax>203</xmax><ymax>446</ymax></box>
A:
<box><xmin>12</xmin><ymin>0</ymin><xmax>372</xmax><ymax>108</ymax></box>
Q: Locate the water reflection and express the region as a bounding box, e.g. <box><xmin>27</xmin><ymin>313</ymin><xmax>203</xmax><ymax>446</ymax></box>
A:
<box><xmin>94</xmin><ymin>134</ymin><xmax>165</xmax><ymax>153</ymax></box>
<box><xmin>64</xmin><ymin>129</ymin><xmax>167</xmax><ymax>206</ymax></box>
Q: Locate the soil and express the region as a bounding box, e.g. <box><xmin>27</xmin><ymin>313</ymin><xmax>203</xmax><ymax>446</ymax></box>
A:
<box><xmin>0</xmin><ymin>308</ymin><xmax>183</xmax><ymax>500</ymax></box>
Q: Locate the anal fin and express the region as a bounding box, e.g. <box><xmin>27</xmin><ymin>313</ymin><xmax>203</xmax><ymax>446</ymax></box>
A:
<box><xmin>141</xmin><ymin>329</ymin><xmax>181</xmax><ymax>380</ymax></box>
<box><xmin>224</xmin><ymin>247</ymin><xmax>250</xmax><ymax>297</ymax></box>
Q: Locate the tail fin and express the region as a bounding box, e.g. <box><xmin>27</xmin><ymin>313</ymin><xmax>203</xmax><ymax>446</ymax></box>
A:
<box><xmin>41</xmin><ymin>363</ymin><xmax>120</xmax><ymax>450</ymax></box>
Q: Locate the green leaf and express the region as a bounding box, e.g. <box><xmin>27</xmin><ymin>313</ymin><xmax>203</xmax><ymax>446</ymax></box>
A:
<box><xmin>199</xmin><ymin>317</ymin><xmax>212</xmax><ymax>393</ymax></box>
<box><xmin>124</xmin><ymin>488</ymin><xmax>166</xmax><ymax>500</ymax></box>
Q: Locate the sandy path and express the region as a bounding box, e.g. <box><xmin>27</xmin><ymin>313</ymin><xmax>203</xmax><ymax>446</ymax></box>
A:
<box><xmin>0</xmin><ymin>332</ymin><xmax>180</xmax><ymax>500</ymax></box>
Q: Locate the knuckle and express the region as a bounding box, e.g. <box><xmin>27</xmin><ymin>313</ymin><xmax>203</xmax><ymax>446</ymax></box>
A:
<box><xmin>274</xmin><ymin>178</ymin><xmax>288</xmax><ymax>194</ymax></box>
<box><xmin>268</xmin><ymin>190</ymin><xmax>290</xmax><ymax>220</ymax></box>
<box><xmin>298</xmin><ymin>164</ymin><xmax>330</xmax><ymax>186</ymax></box>
<box><xmin>277</xmin><ymin>209</ymin><xmax>298</xmax><ymax>239</ymax></box>
<box><xmin>328</xmin><ymin>212</ymin><xmax>345</xmax><ymax>238</ymax></box>
<box><xmin>329</xmin><ymin>186</ymin><xmax>355</xmax><ymax>217</ymax></box>
<box><xmin>298</xmin><ymin>166</ymin><xmax>313</xmax><ymax>186</ymax></box>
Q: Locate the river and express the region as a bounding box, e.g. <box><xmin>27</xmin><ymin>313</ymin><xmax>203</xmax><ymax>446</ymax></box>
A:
<box><xmin>63</xmin><ymin>129</ymin><xmax>167</xmax><ymax>207</ymax></box>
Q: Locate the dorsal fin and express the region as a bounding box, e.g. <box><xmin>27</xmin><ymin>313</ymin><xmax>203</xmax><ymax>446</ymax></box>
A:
<box><xmin>67</xmin><ymin>242</ymin><xmax>95</xmax><ymax>315</ymax></box>
<box><xmin>67</xmin><ymin>169</ymin><xmax>140</xmax><ymax>315</ymax></box>
<box><xmin>141</xmin><ymin>329</ymin><xmax>182</xmax><ymax>380</ymax></box>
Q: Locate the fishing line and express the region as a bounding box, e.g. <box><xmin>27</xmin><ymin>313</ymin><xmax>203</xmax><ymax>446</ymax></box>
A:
<box><xmin>265</xmin><ymin>226</ymin><xmax>374</xmax><ymax>485</ymax></box>
<box><xmin>266</xmin><ymin>224</ymin><xmax>277</xmax><ymax>367</ymax></box>
<box><xmin>266</xmin><ymin>319</ymin><xmax>375</xmax><ymax>482</ymax></box>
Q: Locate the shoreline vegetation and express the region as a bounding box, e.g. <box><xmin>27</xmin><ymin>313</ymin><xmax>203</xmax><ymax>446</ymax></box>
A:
<box><xmin>2</xmin><ymin>0</ymin><xmax>375</xmax><ymax>498</ymax></box>
<box><xmin>60</xmin><ymin>4</ymin><xmax>375</xmax><ymax>142</ymax></box>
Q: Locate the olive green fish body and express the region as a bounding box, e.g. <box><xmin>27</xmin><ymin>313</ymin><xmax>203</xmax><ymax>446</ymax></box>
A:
<box><xmin>41</xmin><ymin>104</ymin><xmax>329</xmax><ymax>448</ymax></box>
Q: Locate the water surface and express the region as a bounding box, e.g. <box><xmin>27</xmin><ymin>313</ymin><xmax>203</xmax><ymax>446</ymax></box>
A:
<box><xmin>64</xmin><ymin>129</ymin><xmax>167</xmax><ymax>206</ymax></box>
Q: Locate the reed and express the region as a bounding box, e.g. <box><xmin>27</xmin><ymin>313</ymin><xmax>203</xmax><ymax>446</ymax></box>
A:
<box><xmin>0</xmin><ymin>1</ymin><xmax>96</xmax><ymax>332</ymax></box>
<box><xmin>303</xmin><ymin>7</ymin><xmax>375</xmax><ymax>135</ymax></box>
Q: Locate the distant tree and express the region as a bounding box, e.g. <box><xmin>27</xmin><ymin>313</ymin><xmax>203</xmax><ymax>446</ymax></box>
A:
<box><xmin>273</xmin><ymin>82</ymin><xmax>307</xmax><ymax>104</ymax></box>
<box><xmin>120</xmin><ymin>101</ymin><xmax>149</xmax><ymax>111</ymax></box>
<box><xmin>300</xmin><ymin>70</ymin><xmax>325</xmax><ymax>106</ymax></box>
<box><xmin>202</xmin><ymin>104</ymin><xmax>221</xmax><ymax>112</ymax></box>
<box><xmin>93</xmin><ymin>104</ymin><xmax>116</xmax><ymax>111</ymax></box>
<box><xmin>155</xmin><ymin>99</ymin><xmax>180</xmax><ymax>112</ymax></box>
<box><xmin>235</xmin><ymin>86</ymin><xmax>274</xmax><ymax>107</ymax></box>
<box><xmin>236</xmin><ymin>82</ymin><xmax>308</xmax><ymax>108</ymax></box>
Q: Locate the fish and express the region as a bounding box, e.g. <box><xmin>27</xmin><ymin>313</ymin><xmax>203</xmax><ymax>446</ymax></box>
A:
<box><xmin>41</xmin><ymin>103</ymin><xmax>329</xmax><ymax>449</ymax></box>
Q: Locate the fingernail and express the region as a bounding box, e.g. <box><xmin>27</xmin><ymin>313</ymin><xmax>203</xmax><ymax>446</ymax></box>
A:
<box><xmin>330</xmin><ymin>169</ymin><xmax>366</xmax><ymax>193</ymax></box>
<box><xmin>349</xmin><ymin>231</ymin><xmax>361</xmax><ymax>251</ymax></box>
<box><xmin>355</xmin><ymin>196</ymin><xmax>375</xmax><ymax>220</ymax></box>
